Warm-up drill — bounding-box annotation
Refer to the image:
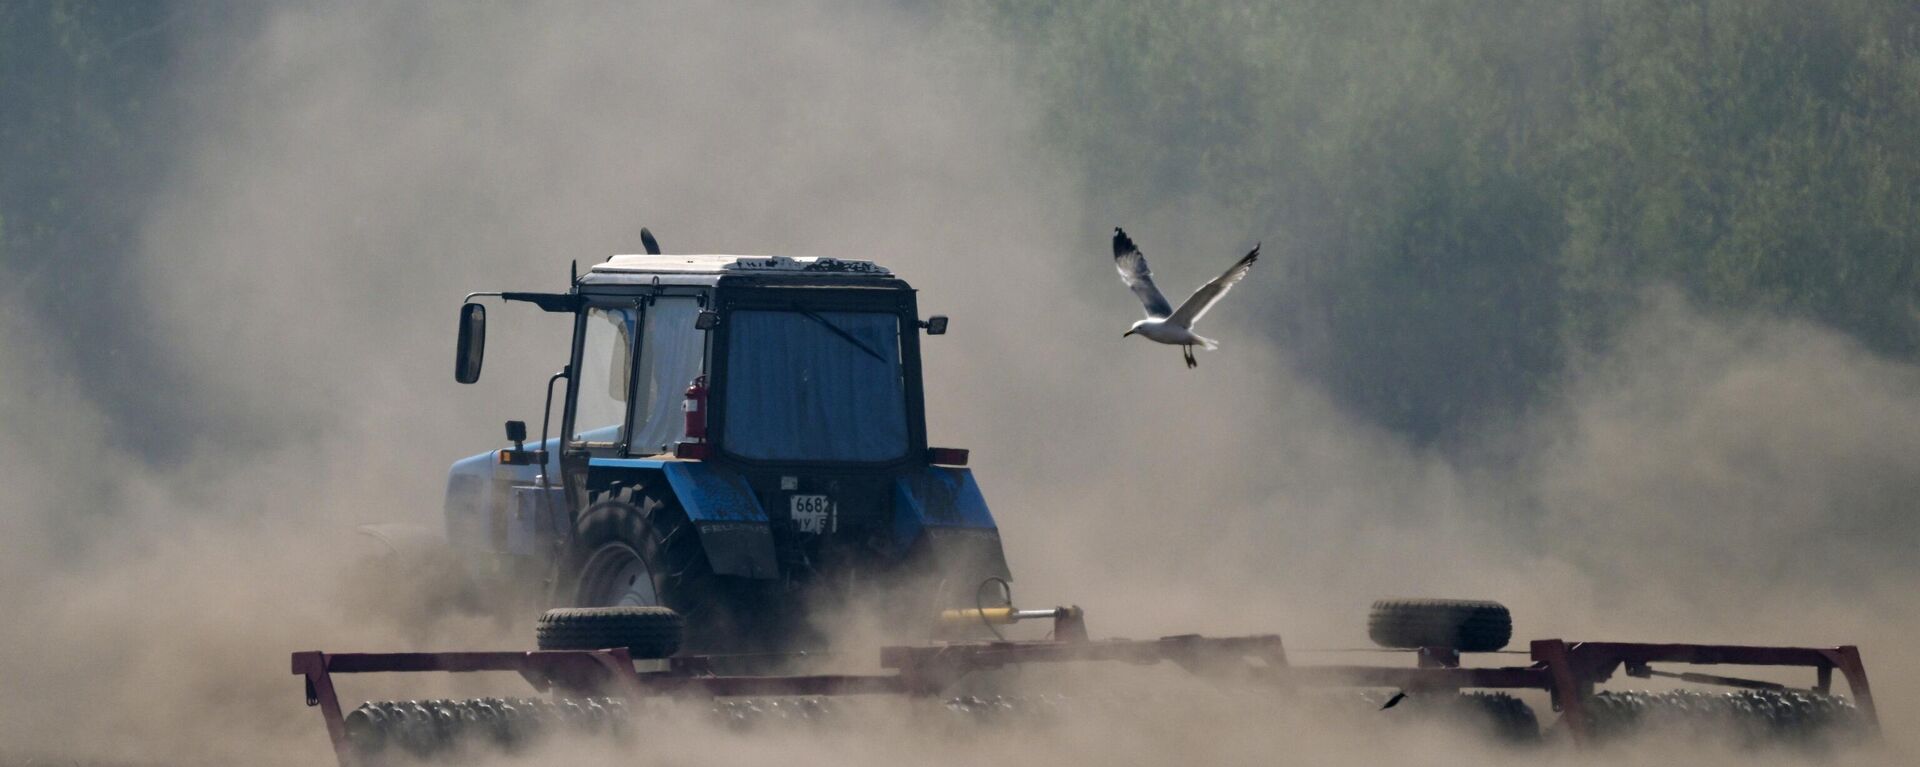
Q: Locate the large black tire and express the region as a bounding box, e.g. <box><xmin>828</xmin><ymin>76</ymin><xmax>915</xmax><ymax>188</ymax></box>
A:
<box><xmin>537</xmin><ymin>606</ymin><xmax>685</xmax><ymax>658</ymax></box>
<box><xmin>1367</xmin><ymin>598</ymin><xmax>1512</xmax><ymax>652</ymax></box>
<box><xmin>560</xmin><ymin>492</ymin><xmax>781</xmax><ymax>654</ymax></box>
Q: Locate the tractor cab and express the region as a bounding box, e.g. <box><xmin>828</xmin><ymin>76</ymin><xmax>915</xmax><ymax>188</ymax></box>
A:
<box><xmin>446</xmin><ymin>245</ymin><xmax>1006</xmax><ymax>652</ymax></box>
<box><xmin>564</xmin><ymin>253</ymin><xmax>923</xmax><ymax>467</ymax></box>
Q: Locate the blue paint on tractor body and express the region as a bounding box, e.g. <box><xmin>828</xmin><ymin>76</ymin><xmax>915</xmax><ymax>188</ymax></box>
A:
<box><xmin>588</xmin><ymin>457</ymin><xmax>769</xmax><ymax>523</ymax></box>
<box><xmin>586</xmin><ymin>456</ymin><xmax>670</xmax><ymax>472</ymax></box>
<box><xmin>443</xmin><ymin>438</ymin><xmax>563</xmax><ymax>552</ymax></box>
<box><xmin>447</xmin><ymin>449</ymin><xmax>1002</xmax><ymax>583</ymax></box>
<box><xmin>892</xmin><ymin>466</ymin><xmax>998</xmax><ymax>548</ymax></box>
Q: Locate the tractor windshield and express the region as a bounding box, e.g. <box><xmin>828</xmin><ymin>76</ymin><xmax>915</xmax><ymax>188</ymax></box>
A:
<box><xmin>722</xmin><ymin>309</ymin><xmax>908</xmax><ymax>462</ymax></box>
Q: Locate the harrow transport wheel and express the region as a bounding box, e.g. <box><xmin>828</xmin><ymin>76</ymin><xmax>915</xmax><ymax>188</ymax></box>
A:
<box><xmin>1367</xmin><ymin>598</ymin><xmax>1512</xmax><ymax>652</ymax></box>
<box><xmin>537</xmin><ymin>606</ymin><xmax>686</xmax><ymax>658</ymax></box>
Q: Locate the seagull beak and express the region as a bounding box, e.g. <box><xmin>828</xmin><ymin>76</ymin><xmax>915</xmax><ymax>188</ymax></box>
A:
<box><xmin>1122</xmin><ymin>330</ymin><xmax>1134</xmax><ymax>338</ymax></box>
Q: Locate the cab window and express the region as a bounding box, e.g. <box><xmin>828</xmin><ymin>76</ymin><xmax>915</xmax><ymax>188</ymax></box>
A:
<box><xmin>573</xmin><ymin>306</ymin><xmax>635</xmax><ymax>445</ymax></box>
<box><xmin>627</xmin><ymin>298</ymin><xmax>705</xmax><ymax>455</ymax></box>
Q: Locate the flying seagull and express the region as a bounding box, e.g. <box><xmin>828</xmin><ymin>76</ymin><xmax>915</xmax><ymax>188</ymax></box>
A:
<box><xmin>1112</xmin><ymin>227</ymin><xmax>1259</xmax><ymax>368</ymax></box>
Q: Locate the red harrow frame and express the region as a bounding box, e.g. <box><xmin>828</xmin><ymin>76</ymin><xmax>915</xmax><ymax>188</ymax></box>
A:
<box><xmin>293</xmin><ymin>610</ymin><xmax>1877</xmax><ymax>766</ymax></box>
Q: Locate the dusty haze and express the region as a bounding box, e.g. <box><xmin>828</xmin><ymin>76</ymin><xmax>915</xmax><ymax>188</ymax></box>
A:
<box><xmin>1</xmin><ymin>3</ymin><xmax>1915</xmax><ymax>765</ymax></box>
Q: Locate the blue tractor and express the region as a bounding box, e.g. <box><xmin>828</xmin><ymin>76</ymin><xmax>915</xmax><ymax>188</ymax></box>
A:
<box><xmin>438</xmin><ymin>237</ymin><xmax>1009</xmax><ymax>653</ymax></box>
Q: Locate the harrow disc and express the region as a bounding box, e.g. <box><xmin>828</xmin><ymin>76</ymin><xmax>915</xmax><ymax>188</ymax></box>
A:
<box><xmin>342</xmin><ymin>696</ymin><xmax>630</xmax><ymax>762</ymax></box>
<box><xmin>1348</xmin><ymin>691</ymin><xmax>1540</xmax><ymax>744</ymax></box>
<box><xmin>1580</xmin><ymin>689</ymin><xmax>1866</xmax><ymax>748</ymax></box>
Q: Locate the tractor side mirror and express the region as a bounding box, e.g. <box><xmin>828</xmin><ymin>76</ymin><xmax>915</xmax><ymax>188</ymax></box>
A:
<box><xmin>694</xmin><ymin>310</ymin><xmax>719</xmax><ymax>330</ymax></box>
<box><xmin>455</xmin><ymin>303</ymin><xmax>487</xmax><ymax>383</ymax></box>
<box><xmin>922</xmin><ymin>315</ymin><xmax>949</xmax><ymax>335</ymax></box>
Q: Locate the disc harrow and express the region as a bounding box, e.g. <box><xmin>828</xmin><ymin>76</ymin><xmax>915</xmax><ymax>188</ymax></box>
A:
<box><xmin>293</xmin><ymin>605</ymin><xmax>1880</xmax><ymax>766</ymax></box>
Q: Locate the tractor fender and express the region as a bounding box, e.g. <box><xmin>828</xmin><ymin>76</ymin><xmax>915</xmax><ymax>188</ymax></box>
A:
<box><xmin>892</xmin><ymin>467</ymin><xmax>1011</xmax><ymax>582</ymax></box>
<box><xmin>587</xmin><ymin>458</ymin><xmax>779</xmax><ymax>579</ymax></box>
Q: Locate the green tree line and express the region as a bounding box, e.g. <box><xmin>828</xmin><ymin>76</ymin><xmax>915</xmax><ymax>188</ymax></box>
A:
<box><xmin>963</xmin><ymin>0</ymin><xmax>1920</xmax><ymax>441</ymax></box>
<box><xmin>1</xmin><ymin>0</ymin><xmax>185</xmax><ymax>451</ymax></box>
<box><xmin>6</xmin><ymin>2</ymin><xmax>1916</xmax><ymax>447</ymax></box>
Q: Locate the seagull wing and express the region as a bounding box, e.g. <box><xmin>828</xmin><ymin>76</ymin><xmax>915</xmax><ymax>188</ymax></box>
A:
<box><xmin>1112</xmin><ymin>228</ymin><xmax>1173</xmax><ymax>318</ymax></box>
<box><xmin>1167</xmin><ymin>244</ymin><xmax>1259</xmax><ymax>328</ymax></box>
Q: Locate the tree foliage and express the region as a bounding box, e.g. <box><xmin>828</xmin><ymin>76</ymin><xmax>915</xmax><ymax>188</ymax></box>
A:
<box><xmin>965</xmin><ymin>0</ymin><xmax>1920</xmax><ymax>441</ymax></box>
<box><xmin>6</xmin><ymin>2</ymin><xmax>1917</xmax><ymax>446</ymax></box>
<box><xmin>0</xmin><ymin>0</ymin><xmax>185</xmax><ymax>448</ymax></box>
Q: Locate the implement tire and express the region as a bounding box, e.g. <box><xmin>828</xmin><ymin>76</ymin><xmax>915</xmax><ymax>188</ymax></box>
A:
<box><xmin>1368</xmin><ymin>598</ymin><xmax>1512</xmax><ymax>652</ymax></box>
<box><xmin>537</xmin><ymin>606</ymin><xmax>685</xmax><ymax>658</ymax></box>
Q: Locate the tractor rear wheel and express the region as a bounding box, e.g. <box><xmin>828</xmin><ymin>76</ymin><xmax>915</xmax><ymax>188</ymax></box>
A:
<box><xmin>563</xmin><ymin>494</ymin><xmax>720</xmax><ymax>643</ymax></box>
<box><xmin>1367</xmin><ymin>598</ymin><xmax>1512</xmax><ymax>652</ymax></box>
<box><xmin>561</xmin><ymin>492</ymin><xmax>781</xmax><ymax>654</ymax></box>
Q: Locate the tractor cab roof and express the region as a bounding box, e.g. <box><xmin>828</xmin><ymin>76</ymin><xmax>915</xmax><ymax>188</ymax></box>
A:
<box><xmin>580</xmin><ymin>253</ymin><xmax>901</xmax><ymax>288</ymax></box>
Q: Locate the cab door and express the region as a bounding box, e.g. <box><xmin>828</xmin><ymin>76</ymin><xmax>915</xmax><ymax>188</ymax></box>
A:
<box><xmin>559</xmin><ymin>300</ymin><xmax>642</xmax><ymax>514</ymax></box>
<box><xmin>559</xmin><ymin>292</ymin><xmax>712</xmax><ymax>510</ymax></box>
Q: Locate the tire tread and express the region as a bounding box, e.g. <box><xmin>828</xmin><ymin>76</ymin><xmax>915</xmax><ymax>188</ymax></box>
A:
<box><xmin>1368</xmin><ymin>598</ymin><xmax>1512</xmax><ymax>652</ymax></box>
<box><xmin>536</xmin><ymin>605</ymin><xmax>685</xmax><ymax>658</ymax></box>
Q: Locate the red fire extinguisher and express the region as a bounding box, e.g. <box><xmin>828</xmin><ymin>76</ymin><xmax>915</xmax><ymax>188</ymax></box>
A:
<box><xmin>683</xmin><ymin>375</ymin><xmax>708</xmax><ymax>441</ymax></box>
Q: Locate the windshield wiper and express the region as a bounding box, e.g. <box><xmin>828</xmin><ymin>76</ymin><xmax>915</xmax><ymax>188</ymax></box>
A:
<box><xmin>793</xmin><ymin>306</ymin><xmax>889</xmax><ymax>363</ymax></box>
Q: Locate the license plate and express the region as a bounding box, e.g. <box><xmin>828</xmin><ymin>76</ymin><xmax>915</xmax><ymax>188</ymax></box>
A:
<box><xmin>789</xmin><ymin>494</ymin><xmax>834</xmax><ymax>534</ymax></box>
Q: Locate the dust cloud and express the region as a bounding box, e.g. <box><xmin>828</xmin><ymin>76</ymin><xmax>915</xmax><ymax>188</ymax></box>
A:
<box><xmin>1</xmin><ymin>2</ymin><xmax>1915</xmax><ymax>765</ymax></box>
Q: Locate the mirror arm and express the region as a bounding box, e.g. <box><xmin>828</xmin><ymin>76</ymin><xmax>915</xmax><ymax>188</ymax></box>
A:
<box><xmin>463</xmin><ymin>291</ymin><xmax>583</xmax><ymax>313</ymax></box>
<box><xmin>503</xmin><ymin>292</ymin><xmax>583</xmax><ymax>313</ymax></box>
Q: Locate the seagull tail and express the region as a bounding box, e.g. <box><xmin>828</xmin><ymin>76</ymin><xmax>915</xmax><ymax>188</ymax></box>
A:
<box><xmin>1195</xmin><ymin>335</ymin><xmax>1220</xmax><ymax>351</ymax></box>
